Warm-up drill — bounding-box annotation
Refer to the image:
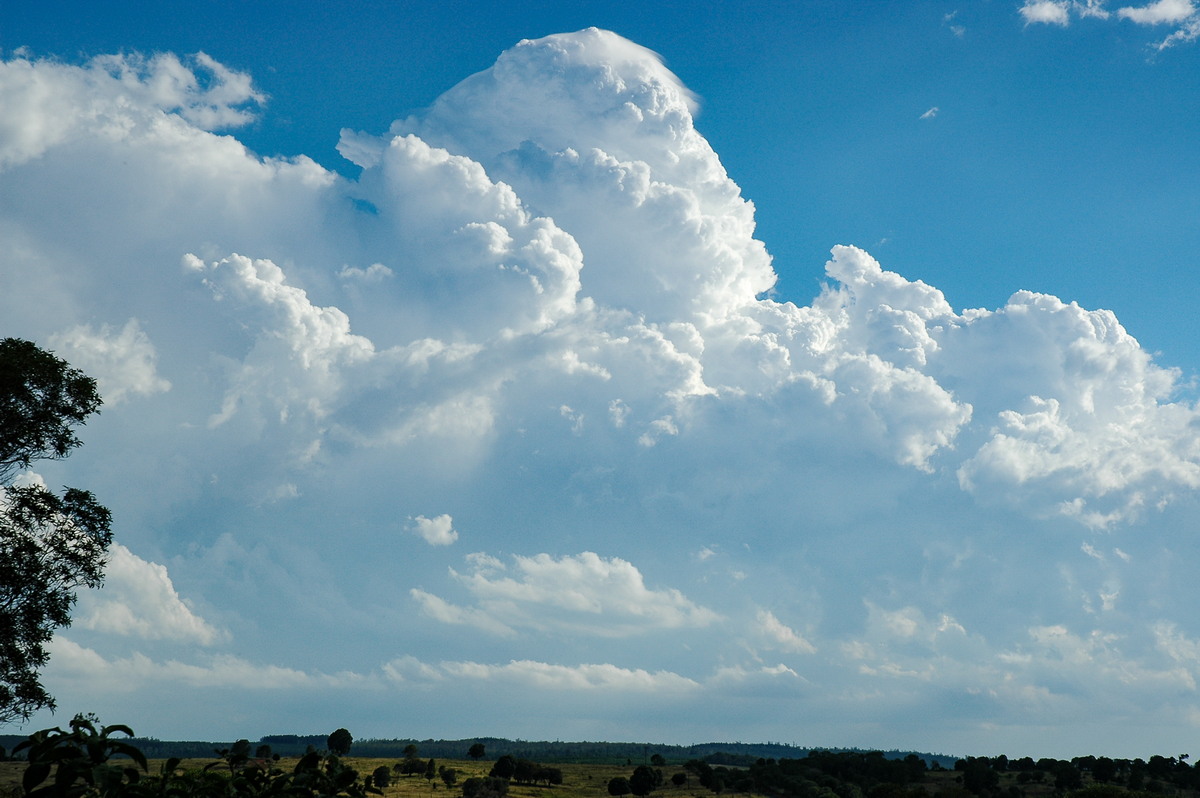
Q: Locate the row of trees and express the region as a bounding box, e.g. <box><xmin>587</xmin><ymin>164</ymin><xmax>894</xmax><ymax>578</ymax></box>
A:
<box><xmin>951</xmin><ymin>754</ymin><xmax>1200</xmax><ymax>795</ymax></box>
<box><xmin>488</xmin><ymin>754</ymin><xmax>563</xmax><ymax>786</ymax></box>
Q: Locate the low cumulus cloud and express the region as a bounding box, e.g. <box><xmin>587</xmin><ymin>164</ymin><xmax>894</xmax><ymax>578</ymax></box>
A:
<box><xmin>408</xmin><ymin>514</ymin><xmax>459</xmax><ymax>546</ymax></box>
<box><xmin>45</xmin><ymin>638</ymin><xmax>324</xmax><ymax>691</ymax></box>
<box><xmin>416</xmin><ymin>551</ymin><xmax>719</xmax><ymax>636</ymax></box>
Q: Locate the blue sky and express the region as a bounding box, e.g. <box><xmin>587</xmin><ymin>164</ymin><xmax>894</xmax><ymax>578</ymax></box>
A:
<box><xmin>3</xmin><ymin>1</ymin><xmax>1200</xmax><ymax>759</ymax></box>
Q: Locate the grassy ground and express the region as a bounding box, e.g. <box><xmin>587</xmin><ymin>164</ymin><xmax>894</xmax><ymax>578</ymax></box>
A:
<box><xmin>0</xmin><ymin>756</ymin><xmax>1158</xmax><ymax>798</ymax></box>
<box><xmin>0</xmin><ymin>756</ymin><xmax>707</xmax><ymax>798</ymax></box>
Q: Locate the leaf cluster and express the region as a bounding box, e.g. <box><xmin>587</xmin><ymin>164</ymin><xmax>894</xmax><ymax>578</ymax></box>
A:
<box><xmin>0</xmin><ymin>338</ymin><xmax>100</xmax><ymax>483</ymax></box>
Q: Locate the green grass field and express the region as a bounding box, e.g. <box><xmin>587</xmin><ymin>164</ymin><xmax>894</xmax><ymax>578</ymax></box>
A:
<box><xmin>0</xmin><ymin>756</ymin><xmax>711</xmax><ymax>798</ymax></box>
<box><xmin>0</xmin><ymin>754</ymin><xmax>1165</xmax><ymax>798</ymax></box>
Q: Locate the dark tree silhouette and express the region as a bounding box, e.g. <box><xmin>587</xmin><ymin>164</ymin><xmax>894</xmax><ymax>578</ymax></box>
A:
<box><xmin>327</xmin><ymin>728</ymin><xmax>353</xmax><ymax>756</ymax></box>
<box><xmin>491</xmin><ymin>755</ymin><xmax>517</xmax><ymax>781</ymax></box>
<box><xmin>630</xmin><ymin>766</ymin><xmax>657</xmax><ymax>797</ymax></box>
<box><xmin>469</xmin><ymin>743</ymin><xmax>486</xmax><ymax>761</ymax></box>
<box><xmin>463</xmin><ymin>777</ymin><xmax>508</xmax><ymax>798</ymax></box>
<box><xmin>609</xmin><ymin>777</ymin><xmax>631</xmax><ymax>797</ymax></box>
<box><xmin>0</xmin><ymin>338</ymin><xmax>109</xmax><ymax>724</ymax></box>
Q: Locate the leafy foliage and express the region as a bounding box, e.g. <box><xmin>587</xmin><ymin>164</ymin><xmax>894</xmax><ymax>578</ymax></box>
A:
<box><xmin>14</xmin><ymin>715</ymin><xmax>146</xmax><ymax>798</ymax></box>
<box><xmin>0</xmin><ymin>339</ymin><xmax>101</xmax><ymax>482</ymax></box>
<box><xmin>13</xmin><ymin>719</ymin><xmax>382</xmax><ymax>798</ymax></box>
<box><xmin>0</xmin><ymin>339</ymin><xmax>109</xmax><ymax>724</ymax></box>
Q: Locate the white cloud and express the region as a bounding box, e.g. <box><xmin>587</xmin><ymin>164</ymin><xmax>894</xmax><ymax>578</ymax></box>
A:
<box><xmin>1077</xmin><ymin>0</ymin><xmax>1114</xmax><ymax>17</ymax></box>
<box><xmin>435</xmin><ymin>659</ymin><xmax>701</xmax><ymax>692</ymax></box>
<box><xmin>383</xmin><ymin>656</ymin><xmax>803</xmax><ymax>693</ymax></box>
<box><xmin>46</xmin><ymin>637</ymin><xmax>323</xmax><ymax>690</ymax></box>
<box><xmin>1021</xmin><ymin>1</ymin><xmax>1072</xmax><ymax>25</ymax></box>
<box><xmin>952</xmin><ymin>291</ymin><xmax>1200</xmax><ymax>525</ymax></box>
<box><xmin>408</xmin><ymin>514</ymin><xmax>459</xmax><ymax>546</ymax></box>
<box><xmin>756</xmin><ymin>609</ymin><xmax>816</xmax><ymax>654</ymax></box>
<box><xmin>944</xmin><ymin>10</ymin><xmax>967</xmax><ymax>36</ymax></box>
<box><xmin>94</xmin><ymin>51</ymin><xmax>265</xmax><ymax>130</ymax></box>
<box><xmin>1017</xmin><ymin>0</ymin><xmax>1200</xmax><ymax>45</ymax></box>
<box><xmin>410</xmin><ymin>588</ymin><xmax>514</xmax><ymax>635</ymax></box>
<box><xmin>337</xmin><ymin>263</ymin><xmax>393</xmax><ymax>282</ymax></box>
<box><xmin>1118</xmin><ymin>0</ymin><xmax>1196</xmax><ymax>23</ymax></box>
<box><xmin>75</xmin><ymin>544</ymin><xmax>224</xmax><ymax>644</ymax></box>
<box><xmin>0</xmin><ymin>51</ymin><xmax>263</xmax><ymax>169</ymax></box>
<box><xmin>419</xmin><ymin>551</ymin><xmax>719</xmax><ymax>636</ymax></box>
<box><xmin>49</xmin><ymin>319</ymin><xmax>171</xmax><ymax>405</ymax></box>
<box><xmin>1153</xmin><ymin>15</ymin><xmax>1200</xmax><ymax>45</ymax></box>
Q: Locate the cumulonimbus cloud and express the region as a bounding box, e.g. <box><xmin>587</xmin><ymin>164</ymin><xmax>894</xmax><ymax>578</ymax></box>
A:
<box><xmin>4</xmin><ymin>28</ymin><xmax>1200</xmax><ymax>747</ymax></box>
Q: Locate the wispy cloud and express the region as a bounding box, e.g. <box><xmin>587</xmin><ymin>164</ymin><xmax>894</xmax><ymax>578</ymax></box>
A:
<box><xmin>1019</xmin><ymin>0</ymin><xmax>1200</xmax><ymax>47</ymax></box>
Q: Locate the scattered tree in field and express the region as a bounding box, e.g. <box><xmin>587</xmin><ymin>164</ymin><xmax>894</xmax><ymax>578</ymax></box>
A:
<box><xmin>609</xmin><ymin>777</ymin><xmax>631</xmax><ymax>797</ymax></box>
<box><xmin>630</xmin><ymin>765</ymin><xmax>658</xmax><ymax>797</ymax></box>
<box><xmin>651</xmin><ymin>754</ymin><xmax>666</xmax><ymax>767</ymax></box>
<box><xmin>441</xmin><ymin>767</ymin><xmax>458</xmax><ymax>789</ymax></box>
<box><xmin>397</xmin><ymin>744</ymin><xmax>424</xmax><ymax>775</ymax></box>
<box><xmin>671</xmin><ymin>773</ymin><xmax>686</xmax><ymax>788</ymax></box>
<box><xmin>469</xmin><ymin>743</ymin><xmax>486</xmax><ymax>760</ymax></box>
<box><xmin>328</xmin><ymin>728</ymin><xmax>353</xmax><ymax>756</ymax></box>
<box><xmin>462</xmin><ymin>777</ymin><xmax>508</xmax><ymax>798</ymax></box>
<box><xmin>373</xmin><ymin>766</ymin><xmax>393</xmax><ymax>789</ymax></box>
<box><xmin>490</xmin><ymin>755</ymin><xmax>517</xmax><ymax>781</ymax></box>
<box><xmin>1</xmin><ymin>339</ymin><xmax>109</xmax><ymax>725</ymax></box>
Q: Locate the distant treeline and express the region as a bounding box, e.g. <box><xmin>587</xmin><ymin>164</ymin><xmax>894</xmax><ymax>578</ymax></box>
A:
<box><xmin>12</xmin><ymin>716</ymin><xmax>1200</xmax><ymax>798</ymax></box>
<box><xmin>0</xmin><ymin>732</ymin><xmax>955</xmax><ymax>769</ymax></box>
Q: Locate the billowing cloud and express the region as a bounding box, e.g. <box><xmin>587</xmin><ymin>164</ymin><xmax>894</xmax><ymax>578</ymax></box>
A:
<box><xmin>49</xmin><ymin>320</ymin><xmax>171</xmax><ymax>405</ymax></box>
<box><xmin>75</xmin><ymin>544</ymin><xmax>224</xmax><ymax>645</ymax></box>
